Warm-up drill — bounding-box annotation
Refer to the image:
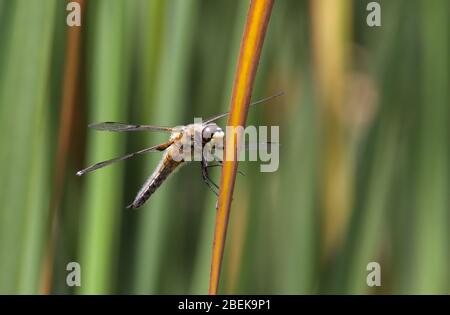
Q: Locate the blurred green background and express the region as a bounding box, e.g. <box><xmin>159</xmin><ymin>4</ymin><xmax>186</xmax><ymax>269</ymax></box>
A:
<box><xmin>0</xmin><ymin>0</ymin><xmax>448</xmax><ymax>294</ymax></box>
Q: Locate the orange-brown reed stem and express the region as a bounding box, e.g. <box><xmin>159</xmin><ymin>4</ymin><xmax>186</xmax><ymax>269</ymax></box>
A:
<box><xmin>208</xmin><ymin>0</ymin><xmax>274</xmax><ymax>295</ymax></box>
<box><xmin>39</xmin><ymin>0</ymin><xmax>85</xmax><ymax>294</ymax></box>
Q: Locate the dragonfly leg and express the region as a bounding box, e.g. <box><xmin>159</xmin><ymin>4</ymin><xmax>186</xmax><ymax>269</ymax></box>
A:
<box><xmin>201</xmin><ymin>160</ymin><xmax>219</xmax><ymax>196</ymax></box>
<box><xmin>202</xmin><ymin>160</ymin><xmax>237</xmax><ymax>210</ymax></box>
<box><xmin>205</xmin><ymin>179</ymin><xmax>219</xmax><ymax>196</ymax></box>
<box><xmin>205</xmin><ymin>161</ymin><xmax>246</xmax><ymax>176</ymax></box>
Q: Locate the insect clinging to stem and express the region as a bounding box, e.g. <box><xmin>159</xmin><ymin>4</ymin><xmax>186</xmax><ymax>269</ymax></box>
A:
<box><xmin>76</xmin><ymin>92</ymin><xmax>283</xmax><ymax>209</ymax></box>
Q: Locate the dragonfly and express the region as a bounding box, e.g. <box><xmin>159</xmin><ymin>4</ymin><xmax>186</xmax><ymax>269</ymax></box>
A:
<box><xmin>76</xmin><ymin>92</ymin><xmax>283</xmax><ymax>209</ymax></box>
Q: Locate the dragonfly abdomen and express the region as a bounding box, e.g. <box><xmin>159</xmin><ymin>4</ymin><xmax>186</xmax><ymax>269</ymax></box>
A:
<box><xmin>127</xmin><ymin>151</ymin><xmax>184</xmax><ymax>209</ymax></box>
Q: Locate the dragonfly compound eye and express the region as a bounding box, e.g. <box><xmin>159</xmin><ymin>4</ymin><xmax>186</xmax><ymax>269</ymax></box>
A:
<box><xmin>202</xmin><ymin>124</ymin><xmax>220</xmax><ymax>141</ymax></box>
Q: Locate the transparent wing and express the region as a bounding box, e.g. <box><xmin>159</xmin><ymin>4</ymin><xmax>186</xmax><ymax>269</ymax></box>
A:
<box><xmin>240</xmin><ymin>142</ymin><xmax>280</xmax><ymax>151</ymax></box>
<box><xmin>88</xmin><ymin>122</ymin><xmax>174</xmax><ymax>132</ymax></box>
<box><xmin>213</xmin><ymin>142</ymin><xmax>279</xmax><ymax>151</ymax></box>
<box><xmin>204</xmin><ymin>92</ymin><xmax>284</xmax><ymax>123</ymax></box>
<box><xmin>210</xmin><ymin>142</ymin><xmax>279</xmax><ymax>163</ymax></box>
<box><xmin>76</xmin><ymin>142</ymin><xmax>170</xmax><ymax>176</ymax></box>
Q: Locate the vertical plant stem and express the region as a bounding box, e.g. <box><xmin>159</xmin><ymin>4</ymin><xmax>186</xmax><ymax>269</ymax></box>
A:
<box><xmin>40</xmin><ymin>0</ymin><xmax>85</xmax><ymax>294</ymax></box>
<box><xmin>78</xmin><ymin>0</ymin><xmax>127</xmax><ymax>294</ymax></box>
<box><xmin>0</xmin><ymin>0</ymin><xmax>57</xmax><ymax>294</ymax></box>
<box><xmin>209</xmin><ymin>0</ymin><xmax>274</xmax><ymax>295</ymax></box>
<box><xmin>412</xmin><ymin>0</ymin><xmax>449</xmax><ymax>294</ymax></box>
<box><xmin>310</xmin><ymin>0</ymin><xmax>352</xmax><ymax>261</ymax></box>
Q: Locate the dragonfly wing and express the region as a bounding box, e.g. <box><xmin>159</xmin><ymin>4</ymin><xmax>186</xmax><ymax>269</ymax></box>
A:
<box><xmin>240</xmin><ymin>142</ymin><xmax>279</xmax><ymax>151</ymax></box>
<box><xmin>204</xmin><ymin>92</ymin><xmax>284</xmax><ymax>123</ymax></box>
<box><xmin>211</xmin><ymin>142</ymin><xmax>279</xmax><ymax>152</ymax></box>
<box><xmin>76</xmin><ymin>142</ymin><xmax>171</xmax><ymax>176</ymax></box>
<box><xmin>88</xmin><ymin>122</ymin><xmax>174</xmax><ymax>132</ymax></box>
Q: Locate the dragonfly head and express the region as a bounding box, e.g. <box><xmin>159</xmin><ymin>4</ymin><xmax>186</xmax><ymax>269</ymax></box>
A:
<box><xmin>202</xmin><ymin>123</ymin><xmax>224</xmax><ymax>146</ymax></box>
